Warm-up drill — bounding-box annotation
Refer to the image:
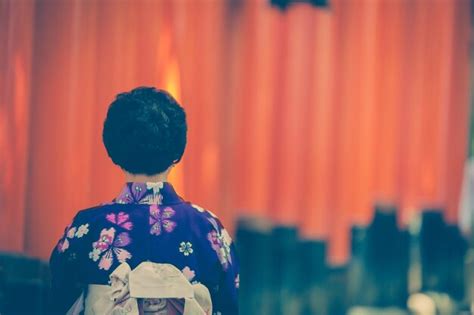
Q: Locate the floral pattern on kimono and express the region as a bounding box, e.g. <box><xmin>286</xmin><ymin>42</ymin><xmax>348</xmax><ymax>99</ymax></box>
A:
<box><xmin>57</xmin><ymin>224</ymin><xmax>73</xmax><ymax>253</ymax></box>
<box><xmin>89</xmin><ymin>227</ymin><xmax>132</xmax><ymax>270</ymax></box>
<box><xmin>50</xmin><ymin>182</ymin><xmax>239</xmax><ymax>315</ymax></box>
<box><xmin>207</xmin><ymin>218</ymin><xmax>233</xmax><ymax>270</ymax></box>
<box><xmin>106</xmin><ymin>212</ymin><xmax>133</xmax><ymax>230</ymax></box>
<box><xmin>57</xmin><ymin>223</ymin><xmax>90</xmax><ymax>252</ymax></box>
<box><xmin>179</xmin><ymin>241</ymin><xmax>193</xmax><ymax>256</ymax></box>
<box><xmin>149</xmin><ymin>205</ymin><xmax>176</xmax><ymax>235</ymax></box>
<box><xmin>115</xmin><ymin>182</ymin><xmax>164</xmax><ymax>205</ymax></box>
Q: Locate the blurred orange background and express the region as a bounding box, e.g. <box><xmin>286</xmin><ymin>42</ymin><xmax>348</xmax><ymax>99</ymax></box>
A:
<box><xmin>0</xmin><ymin>0</ymin><xmax>471</xmax><ymax>265</ymax></box>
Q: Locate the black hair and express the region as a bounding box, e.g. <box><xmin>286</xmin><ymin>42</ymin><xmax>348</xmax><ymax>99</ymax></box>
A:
<box><xmin>102</xmin><ymin>87</ymin><xmax>187</xmax><ymax>175</ymax></box>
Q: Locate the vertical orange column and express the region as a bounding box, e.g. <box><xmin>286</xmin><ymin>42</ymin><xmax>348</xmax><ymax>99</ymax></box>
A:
<box><xmin>416</xmin><ymin>2</ymin><xmax>450</xmax><ymax>209</ymax></box>
<box><xmin>25</xmin><ymin>0</ymin><xmax>101</xmax><ymax>258</ymax></box>
<box><xmin>197</xmin><ymin>2</ymin><xmax>227</xmax><ymax>220</ymax></box>
<box><xmin>326</xmin><ymin>0</ymin><xmax>355</xmax><ymax>264</ymax></box>
<box><xmin>351</xmin><ymin>0</ymin><xmax>379</xmax><ymax>227</ymax></box>
<box><xmin>301</xmin><ymin>9</ymin><xmax>334</xmax><ymax>240</ymax></box>
<box><xmin>444</xmin><ymin>0</ymin><xmax>471</xmax><ymax>223</ymax></box>
<box><xmin>269</xmin><ymin>4</ymin><xmax>315</xmax><ymax>227</ymax></box>
<box><xmin>0</xmin><ymin>0</ymin><xmax>34</xmax><ymax>252</ymax></box>
<box><xmin>232</xmin><ymin>0</ymin><xmax>278</xmax><ymax>218</ymax></box>
<box><xmin>399</xmin><ymin>0</ymin><xmax>470</xmax><ymax>223</ymax></box>
<box><xmin>398</xmin><ymin>0</ymin><xmax>429</xmax><ymax>224</ymax></box>
<box><xmin>372</xmin><ymin>1</ymin><xmax>404</xmax><ymax>208</ymax></box>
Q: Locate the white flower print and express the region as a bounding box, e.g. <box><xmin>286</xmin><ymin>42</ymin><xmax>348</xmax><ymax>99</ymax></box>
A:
<box><xmin>142</xmin><ymin>192</ymin><xmax>163</xmax><ymax>205</ymax></box>
<box><xmin>143</xmin><ymin>182</ymin><xmax>164</xmax><ymax>204</ymax></box>
<box><xmin>146</xmin><ymin>181</ymin><xmax>164</xmax><ymax>193</ymax></box>
<box><xmin>235</xmin><ymin>274</ymin><xmax>240</xmax><ymax>289</ymax></box>
<box><xmin>179</xmin><ymin>242</ymin><xmax>193</xmax><ymax>256</ymax></box>
<box><xmin>75</xmin><ymin>224</ymin><xmax>89</xmax><ymax>238</ymax></box>
<box><xmin>221</xmin><ymin>229</ymin><xmax>233</xmax><ymax>247</ymax></box>
<box><xmin>89</xmin><ymin>248</ymin><xmax>101</xmax><ymax>261</ymax></box>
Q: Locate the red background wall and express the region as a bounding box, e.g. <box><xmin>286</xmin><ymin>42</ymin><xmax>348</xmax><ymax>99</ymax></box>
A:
<box><xmin>0</xmin><ymin>0</ymin><xmax>471</xmax><ymax>265</ymax></box>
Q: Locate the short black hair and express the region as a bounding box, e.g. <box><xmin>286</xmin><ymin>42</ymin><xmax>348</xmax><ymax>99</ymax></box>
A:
<box><xmin>102</xmin><ymin>87</ymin><xmax>187</xmax><ymax>175</ymax></box>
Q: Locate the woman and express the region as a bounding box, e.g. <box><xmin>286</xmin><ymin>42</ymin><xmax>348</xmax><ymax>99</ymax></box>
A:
<box><xmin>49</xmin><ymin>87</ymin><xmax>239</xmax><ymax>314</ymax></box>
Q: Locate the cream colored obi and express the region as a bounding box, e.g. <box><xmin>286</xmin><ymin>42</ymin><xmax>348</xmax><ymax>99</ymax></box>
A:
<box><xmin>66</xmin><ymin>262</ymin><xmax>212</xmax><ymax>315</ymax></box>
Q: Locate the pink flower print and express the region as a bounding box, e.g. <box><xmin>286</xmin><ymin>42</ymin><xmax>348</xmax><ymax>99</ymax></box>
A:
<box><xmin>207</xmin><ymin>218</ymin><xmax>233</xmax><ymax>270</ymax></box>
<box><xmin>106</xmin><ymin>212</ymin><xmax>133</xmax><ymax>230</ymax></box>
<box><xmin>67</xmin><ymin>227</ymin><xmax>77</xmax><ymax>239</ymax></box>
<box><xmin>57</xmin><ymin>238</ymin><xmax>70</xmax><ymax>252</ymax></box>
<box><xmin>57</xmin><ymin>222</ymin><xmax>90</xmax><ymax>254</ymax></box>
<box><xmin>57</xmin><ymin>224</ymin><xmax>75</xmax><ymax>253</ymax></box>
<box><xmin>149</xmin><ymin>205</ymin><xmax>176</xmax><ymax>236</ymax></box>
<box><xmin>89</xmin><ymin>227</ymin><xmax>132</xmax><ymax>271</ymax></box>
<box><xmin>182</xmin><ymin>266</ymin><xmax>196</xmax><ymax>282</ymax></box>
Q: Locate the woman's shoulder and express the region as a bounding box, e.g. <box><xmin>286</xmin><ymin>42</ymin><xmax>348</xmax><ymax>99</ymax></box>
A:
<box><xmin>74</xmin><ymin>203</ymin><xmax>121</xmax><ymax>220</ymax></box>
<box><xmin>173</xmin><ymin>202</ymin><xmax>228</xmax><ymax>233</ymax></box>
<box><xmin>62</xmin><ymin>204</ymin><xmax>141</xmax><ymax>245</ymax></box>
<box><xmin>179</xmin><ymin>202</ymin><xmax>221</xmax><ymax>220</ymax></box>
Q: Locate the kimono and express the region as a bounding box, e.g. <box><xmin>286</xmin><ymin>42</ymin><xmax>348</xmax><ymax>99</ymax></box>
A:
<box><xmin>49</xmin><ymin>182</ymin><xmax>239</xmax><ymax>315</ymax></box>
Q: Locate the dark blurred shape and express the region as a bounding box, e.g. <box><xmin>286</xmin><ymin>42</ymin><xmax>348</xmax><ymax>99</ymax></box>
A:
<box><xmin>235</xmin><ymin>209</ymin><xmax>473</xmax><ymax>314</ymax></box>
<box><xmin>299</xmin><ymin>239</ymin><xmax>328</xmax><ymax>315</ymax></box>
<box><xmin>0</xmin><ymin>253</ymin><xmax>50</xmax><ymax>315</ymax></box>
<box><xmin>271</xmin><ymin>225</ymin><xmax>301</xmax><ymax>315</ymax></box>
<box><xmin>236</xmin><ymin>217</ymin><xmax>274</xmax><ymax>315</ymax></box>
<box><xmin>348</xmin><ymin>204</ymin><xmax>409</xmax><ymax>308</ymax></box>
<box><xmin>270</xmin><ymin>0</ymin><xmax>329</xmax><ymax>10</ymax></box>
<box><xmin>348</xmin><ymin>225</ymin><xmax>368</xmax><ymax>305</ymax></box>
<box><xmin>464</xmin><ymin>249</ymin><xmax>474</xmax><ymax>311</ymax></box>
<box><xmin>237</xmin><ymin>218</ymin><xmax>333</xmax><ymax>315</ymax></box>
<box><xmin>413</xmin><ymin>210</ymin><xmax>468</xmax><ymax>300</ymax></box>
<box><xmin>326</xmin><ymin>265</ymin><xmax>349</xmax><ymax>315</ymax></box>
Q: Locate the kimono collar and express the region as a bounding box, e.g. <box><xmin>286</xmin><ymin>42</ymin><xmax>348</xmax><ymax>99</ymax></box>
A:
<box><xmin>113</xmin><ymin>182</ymin><xmax>183</xmax><ymax>205</ymax></box>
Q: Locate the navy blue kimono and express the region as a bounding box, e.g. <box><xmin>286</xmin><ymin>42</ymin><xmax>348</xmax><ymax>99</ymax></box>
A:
<box><xmin>49</xmin><ymin>182</ymin><xmax>239</xmax><ymax>314</ymax></box>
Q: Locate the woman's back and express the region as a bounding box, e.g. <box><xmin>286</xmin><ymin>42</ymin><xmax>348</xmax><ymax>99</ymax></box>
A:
<box><xmin>50</xmin><ymin>182</ymin><xmax>239</xmax><ymax>314</ymax></box>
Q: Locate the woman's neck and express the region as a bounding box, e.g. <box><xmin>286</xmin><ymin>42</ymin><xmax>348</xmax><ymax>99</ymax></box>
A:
<box><xmin>124</xmin><ymin>170</ymin><xmax>170</xmax><ymax>183</ymax></box>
